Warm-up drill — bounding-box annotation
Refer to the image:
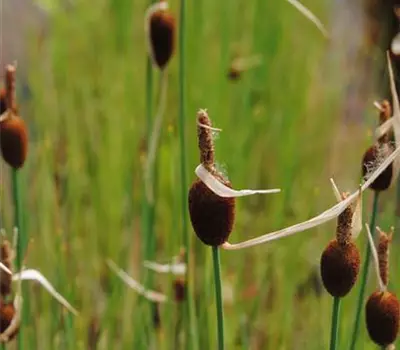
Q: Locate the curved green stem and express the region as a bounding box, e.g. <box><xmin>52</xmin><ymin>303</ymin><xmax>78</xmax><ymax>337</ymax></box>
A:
<box><xmin>330</xmin><ymin>297</ymin><xmax>341</xmax><ymax>350</ymax></box>
<box><xmin>212</xmin><ymin>246</ymin><xmax>224</xmax><ymax>350</ymax></box>
<box><xmin>349</xmin><ymin>192</ymin><xmax>380</xmax><ymax>350</ymax></box>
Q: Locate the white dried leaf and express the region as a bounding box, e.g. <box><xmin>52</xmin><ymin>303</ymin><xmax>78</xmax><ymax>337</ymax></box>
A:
<box><xmin>107</xmin><ymin>260</ymin><xmax>167</xmax><ymax>303</ymax></box>
<box><xmin>12</xmin><ymin>269</ymin><xmax>78</xmax><ymax>315</ymax></box>
<box><xmin>195</xmin><ymin>164</ymin><xmax>281</xmax><ymax>198</ymax></box>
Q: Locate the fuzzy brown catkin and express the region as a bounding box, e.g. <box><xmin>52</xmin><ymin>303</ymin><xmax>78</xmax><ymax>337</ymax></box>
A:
<box><xmin>197</xmin><ymin>110</ymin><xmax>215</xmax><ymax>171</ymax></box>
<box><xmin>378</xmin><ymin>231</ymin><xmax>392</xmax><ymax>286</ymax></box>
<box><xmin>378</xmin><ymin>100</ymin><xmax>392</xmax><ymax>143</ymax></box>
<box><xmin>336</xmin><ymin>200</ymin><xmax>353</xmax><ymax>246</ymax></box>
<box><xmin>5</xmin><ymin>65</ymin><xmax>16</xmax><ymax>113</ymax></box>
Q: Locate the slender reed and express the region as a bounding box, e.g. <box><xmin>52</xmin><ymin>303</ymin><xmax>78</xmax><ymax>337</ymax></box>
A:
<box><xmin>330</xmin><ymin>297</ymin><xmax>341</xmax><ymax>350</ymax></box>
<box><xmin>178</xmin><ymin>0</ymin><xmax>198</xmax><ymax>347</ymax></box>
<box><xmin>138</xmin><ymin>1</ymin><xmax>156</xmax><ymax>344</ymax></box>
<box><xmin>349</xmin><ymin>192</ymin><xmax>379</xmax><ymax>350</ymax></box>
<box><xmin>212</xmin><ymin>247</ymin><xmax>224</xmax><ymax>350</ymax></box>
<box><xmin>11</xmin><ymin>170</ymin><xmax>23</xmax><ymax>350</ymax></box>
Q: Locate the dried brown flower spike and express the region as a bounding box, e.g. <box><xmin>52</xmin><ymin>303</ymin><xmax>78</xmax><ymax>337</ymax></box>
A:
<box><xmin>188</xmin><ymin>109</ymin><xmax>280</xmax><ymax>246</ymax></box>
<box><xmin>362</xmin><ymin>100</ymin><xmax>394</xmax><ymax>191</ymax></box>
<box><xmin>146</xmin><ymin>0</ymin><xmax>175</xmax><ymax>70</ymax></box>
<box><xmin>0</xmin><ymin>240</ymin><xmax>14</xmax><ymax>297</ymax></box>
<box><xmin>365</xmin><ymin>227</ymin><xmax>400</xmax><ymax>347</ymax></box>
<box><xmin>320</xmin><ymin>187</ymin><xmax>361</xmax><ymax>297</ymax></box>
<box><xmin>0</xmin><ymin>65</ymin><xmax>28</xmax><ymax>169</ymax></box>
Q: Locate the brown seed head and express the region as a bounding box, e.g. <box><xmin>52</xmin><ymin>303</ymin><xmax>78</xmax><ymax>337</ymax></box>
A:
<box><xmin>378</xmin><ymin>228</ymin><xmax>393</xmax><ymax>287</ymax></box>
<box><xmin>0</xmin><ymin>241</ymin><xmax>13</xmax><ymax>297</ymax></box>
<box><xmin>366</xmin><ymin>291</ymin><xmax>400</xmax><ymax>346</ymax></box>
<box><xmin>0</xmin><ymin>301</ymin><xmax>18</xmax><ymax>341</ymax></box>
<box><xmin>188</xmin><ymin>175</ymin><xmax>235</xmax><ymax>246</ymax></box>
<box><xmin>197</xmin><ymin>109</ymin><xmax>215</xmax><ymax>172</ymax></box>
<box><xmin>336</xmin><ymin>193</ymin><xmax>353</xmax><ymax>246</ymax></box>
<box><xmin>173</xmin><ymin>278</ymin><xmax>185</xmax><ymax>302</ymax></box>
<box><xmin>320</xmin><ymin>239</ymin><xmax>360</xmax><ymax>297</ymax></box>
<box><xmin>5</xmin><ymin>65</ymin><xmax>17</xmax><ymax>113</ymax></box>
<box><xmin>362</xmin><ymin>144</ymin><xmax>393</xmax><ymax>191</ymax></box>
<box><xmin>0</xmin><ymin>116</ymin><xmax>28</xmax><ymax>169</ymax></box>
<box><xmin>149</xmin><ymin>5</ymin><xmax>175</xmax><ymax>70</ymax></box>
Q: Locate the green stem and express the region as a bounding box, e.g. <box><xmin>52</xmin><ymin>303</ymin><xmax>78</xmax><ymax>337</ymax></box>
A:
<box><xmin>139</xmin><ymin>48</ymin><xmax>155</xmax><ymax>346</ymax></box>
<box><xmin>349</xmin><ymin>192</ymin><xmax>380</xmax><ymax>350</ymax></box>
<box><xmin>212</xmin><ymin>247</ymin><xmax>224</xmax><ymax>350</ymax></box>
<box><xmin>178</xmin><ymin>0</ymin><xmax>198</xmax><ymax>348</ymax></box>
<box><xmin>12</xmin><ymin>170</ymin><xmax>22</xmax><ymax>270</ymax></box>
<box><xmin>330</xmin><ymin>297</ymin><xmax>341</xmax><ymax>350</ymax></box>
<box><xmin>12</xmin><ymin>169</ymin><xmax>23</xmax><ymax>350</ymax></box>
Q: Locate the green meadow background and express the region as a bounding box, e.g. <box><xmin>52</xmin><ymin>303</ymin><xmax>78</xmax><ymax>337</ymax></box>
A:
<box><xmin>1</xmin><ymin>0</ymin><xmax>399</xmax><ymax>348</ymax></box>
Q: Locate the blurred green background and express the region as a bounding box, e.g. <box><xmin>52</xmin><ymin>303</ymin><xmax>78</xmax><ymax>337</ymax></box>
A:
<box><xmin>1</xmin><ymin>0</ymin><xmax>400</xmax><ymax>348</ymax></box>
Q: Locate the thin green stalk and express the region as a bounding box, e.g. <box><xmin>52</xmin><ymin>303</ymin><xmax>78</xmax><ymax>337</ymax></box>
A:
<box><xmin>349</xmin><ymin>192</ymin><xmax>380</xmax><ymax>350</ymax></box>
<box><xmin>138</xmin><ymin>50</ymin><xmax>155</xmax><ymax>345</ymax></box>
<box><xmin>330</xmin><ymin>297</ymin><xmax>341</xmax><ymax>350</ymax></box>
<box><xmin>212</xmin><ymin>247</ymin><xmax>224</xmax><ymax>350</ymax></box>
<box><xmin>12</xmin><ymin>169</ymin><xmax>24</xmax><ymax>350</ymax></box>
<box><xmin>178</xmin><ymin>0</ymin><xmax>198</xmax><ymax>348</ymax></box>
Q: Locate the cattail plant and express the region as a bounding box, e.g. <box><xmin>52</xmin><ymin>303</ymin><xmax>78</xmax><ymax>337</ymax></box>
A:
<box><xmin>320</xmin><ymin>180</ymin><xmax>362</xmax><ymax>349</ymax></box>
<box><xmin>350</xmin><ymin>53</ymin><xmax>400</xmax><ymax>350</ymax></box>
<box><xmin>320</xmin><ymin>184</ymin><xmax>362</xmax><ymax>298</ymax></box>
<box><xmin>141</xmin><ymin>0</ymin><xmax>176</xmax><ymax>340</ymax></box>
<box><xmin>0</xmin><ymin>64</ymin><xmax>28</xmax><ymax>346</ymax></box>
<box><xmin>365</xmin><ymin>226</ymin><xmax>399</xmax><ymax>348</ymax></box>
<box><xmin>146</xmin><ymin>0</ymin><xmax>175</xmax><ymax>71</ymax></box>
<box><xmin>213</xmin><ymin>53</ymin><xmax>400</xmax><ymax>252</ymax></box>
<box><xmin>144</xmin><ymin>0</ymin><xmax>176</xmax><ymax>203</ymax></box>
<box><xmin>362</xmin><ymin>100</ymin><xmax>394</xmax><ymax>192</ymax></box>
<box><xmin>0</xmin><ymin>65</ymin><xmax>28</xmax><ymax>169</ymax></box>
<box><xmin>188</xmin><ymin>109</ymin><xmax>281</xmax><ymax>349</ymax></box>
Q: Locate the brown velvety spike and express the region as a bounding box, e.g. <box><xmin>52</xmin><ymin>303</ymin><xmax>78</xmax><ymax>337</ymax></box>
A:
<box><xmin>362</xmin><ymin>144</ymin><xmax>393</xmax><ymax>191</ymax></box>
<box><xmin>366</xmin><ymin>291</ymin><xmax>400</xmax><ymax>346</ymax></box>
<box><xmin>188</xmin><ymin>177</ymin><xmax>235</xmax><ymax>246</ymax></box>
<box><xmin>0</xmin><ymin>116</ymin><xmax>28</xmax><ymax>169</ymax></box>
<box><xmin>173</xmin><ymin>278</ymin><xmax>185</xmax><ymax>302</ymax></box>
<box><xmin>197</xmin><ymin>110</ymin><xmax>215</xmax><ymax>170</ymax></box>
<box><xmin>320</xmin><ymin>239</ymin><xmax>360</xmax><ymax>297</ymax></box>
<box><xmin>0</xmin><ymin>242</ymin><xmax>13</xmax><ymax>297</ymax></box>
<box><xmin>0</xmin><ymin>301</ymin><xmax>18</xmax><ymax>340</ymax></box>
<box><xmin>0</xmin><ymin>89</ymin><xmax>6</xmax><ymax>115</ymax></box>
<box><xmin>149</xmin><ymin>9</ymin><xmax>175</xmax><ymax>70</ymax></box>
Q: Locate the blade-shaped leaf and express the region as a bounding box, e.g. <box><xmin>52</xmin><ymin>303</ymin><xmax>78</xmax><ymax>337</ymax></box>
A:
<box><xmin>12</xmin><ymin>269</ymin><xmax>78</xmax><ymax>315</ymax></box>
<box><xmin>195</xmin><ymin>164</ymin><xmax>281</xmax><ymax>198</ymax></box>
